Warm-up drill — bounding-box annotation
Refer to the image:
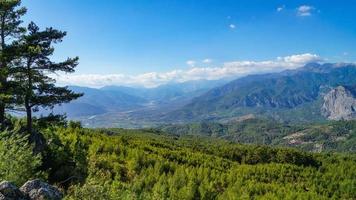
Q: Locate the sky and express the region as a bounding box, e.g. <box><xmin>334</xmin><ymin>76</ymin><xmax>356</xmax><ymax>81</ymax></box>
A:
<box><xmin>22</xmin><ymin>0</ymin><xmax>356</xmax><ymax>87</ymax></box>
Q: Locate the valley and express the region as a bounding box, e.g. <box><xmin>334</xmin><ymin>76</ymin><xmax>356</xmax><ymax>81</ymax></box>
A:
<box><xmin>53</xmin><ymin>63</ymin><xmax>356</xmax><ymax>128</ymax></box>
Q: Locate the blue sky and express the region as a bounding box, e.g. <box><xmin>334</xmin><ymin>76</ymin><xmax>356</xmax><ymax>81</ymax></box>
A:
<box><xmin>22</xmin><ymin>0</ymin><xmax>356</xmax><ymax>87</ymax></box>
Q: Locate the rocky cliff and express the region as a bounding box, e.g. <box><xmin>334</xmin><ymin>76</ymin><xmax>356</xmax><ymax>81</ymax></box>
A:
<box><xmin>321</xmin><ymin>86</ymin><xmax>356</xmax><ymax>120</ymax></box>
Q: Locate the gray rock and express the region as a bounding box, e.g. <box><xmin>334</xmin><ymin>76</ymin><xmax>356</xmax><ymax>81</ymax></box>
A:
<box><xmin>0</xmin><ymin>181</ymin><xmax>27</xmax><ymax>200</ymax></box>
<box><xmin>321</xmin><ymin>86</ymin><xmax>356</xmax><ymax>120</ymax></box>
<box><xmin>20</xmin><ymin>180</ymin><xmax>62</xmax><ymax>200</ymax></box>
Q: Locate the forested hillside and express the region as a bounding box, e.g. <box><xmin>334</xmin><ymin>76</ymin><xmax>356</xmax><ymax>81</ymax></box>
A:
<box><xmin>1</xmin><ymin>119</ymin><xmax>355</xmax><ymax>199</ymax></box>
<box><xmin>159</xmin><ymin>119</ymin><xmax>356</xmax><ymax>152</ymax></box>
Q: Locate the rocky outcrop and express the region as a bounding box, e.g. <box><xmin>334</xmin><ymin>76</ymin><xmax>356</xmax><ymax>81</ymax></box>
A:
<box><xmin>20</xmin><ymin>180</ymin><xmax>63</xmax><ymax>200</ymax></box>
<box><xmin>321</xmin><ymin>86</ymin><xmax>356</xmax><ymax>120</ymax></box>
<box><xmin>0</xmin><ymin>180</ymin><xmax>62</xmax><ymax>200</ymax></box>
<box><xmin>0</xmin><ymin>181</ymin><xmax>27</xmax><ymax>200</ymax></box>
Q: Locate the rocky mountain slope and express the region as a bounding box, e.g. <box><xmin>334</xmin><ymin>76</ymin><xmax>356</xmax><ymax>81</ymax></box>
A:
<box><xmin>166</xmin><ymin>63</ymin><xmax>356</xmax><ymax>123</ymax></box>
<box><xmin>321</xmin><ymin>85</ymin><xmax>356</xmax><ymax>120</ymax></box>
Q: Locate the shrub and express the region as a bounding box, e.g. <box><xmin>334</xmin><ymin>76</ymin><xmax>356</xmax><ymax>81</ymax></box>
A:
<box><xmin>0</xmin><ymin>130</ymin><xmax>42</xmax><ymax>185</ymax></box>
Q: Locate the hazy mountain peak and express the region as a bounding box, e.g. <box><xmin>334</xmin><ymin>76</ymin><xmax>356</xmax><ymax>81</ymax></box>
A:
<box><xmin>298</xmin><ymin>62</ymin><xmax>355</xmax><ymax>73</ymax></box>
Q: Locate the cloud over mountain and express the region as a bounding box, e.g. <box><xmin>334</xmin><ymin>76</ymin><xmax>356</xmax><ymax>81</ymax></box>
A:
<box><xmin>55</xmin><ymin>53</ymin><xmax>322</xmax><ymax>88</ymax></box>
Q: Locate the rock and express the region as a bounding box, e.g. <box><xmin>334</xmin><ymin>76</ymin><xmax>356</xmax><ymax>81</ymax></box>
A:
<box><xmin>321</xmin><ymin>86</ymin><xmax>356</xmax><ymax>120</ymax></box>
<box><xmin>20</xmin><ymin>180</ymin><xmax>62</xmax><ymax>200</ymax></box>
<box><xmin>0</xmin><ymin>181</ymin><xmax>27</xmax><ymax>200</ymax></box>
<box><xmin>0</xmin><ymin>180</ymin><xmax>61</xmax><ymax>200</ymax></box>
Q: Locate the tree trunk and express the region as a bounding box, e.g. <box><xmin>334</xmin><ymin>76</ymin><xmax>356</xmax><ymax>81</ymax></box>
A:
<box><xmin>25</xmin><ymin>58</ymin><xmax>33</xmax><ymax>134</ymax></box>
<box><xmin>26</xmin><ymin>103</ymin><xmax>46</xmax><ymax>153</ymax></box>
<box><xmin>25</xmin><ymin>104</ymin><xmax>32</xmax><ymax>134</ymax></box>
<box><xmin>0</xmin><ymin>104</ymin><xmax>4</xmax><ymax>130</ymax></box>
<box><xmin>25</xmin><ymin>101</ymin><xmax>46</xmax><ymax>153</ymax></box>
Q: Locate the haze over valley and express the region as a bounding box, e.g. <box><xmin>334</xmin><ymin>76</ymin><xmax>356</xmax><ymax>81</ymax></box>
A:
<box><xmin>45</xmin><ymin>62</ymin><xmax>356</xmax><ymax>128</ymax></box>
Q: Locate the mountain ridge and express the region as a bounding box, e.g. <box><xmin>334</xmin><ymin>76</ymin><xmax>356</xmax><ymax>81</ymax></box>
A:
<box><xmin>165</xmin><ymin>63</ymin><xmax>356</xmax><ymax>123</ymax></box>
<box><xmin>40</xmin><ymin>63</ymin><xmax>356</xmax><ymax>127</ymax></box>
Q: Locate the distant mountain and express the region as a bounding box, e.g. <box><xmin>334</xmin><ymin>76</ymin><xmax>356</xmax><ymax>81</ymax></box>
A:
<box><xmin>167</xmin><ymin>63</ymin><xmax>356</xmax><ymax>123</ymax></box>
<box><xmin>40</xmin><ymin>86</ymin><xmax>148</xmax><ymax>117</ymax></box>
<box><xmin>69</xmin><ymin>86</ymin><xmax>147</xmax><ymax>110</ymax></box>
<box><xmin>101</xmin><ymin>79</ymin><xmax>228</xmax><ymax>102</ymax></box>
<box><xmin>40</xmin><ymin>63</ymin><xmax>356</xmax><ymax>127</ymax></box>
<box><xmin>40</xmin><ymin>79</ymin><xmax>228</xmax><ymax>121</ymax></box>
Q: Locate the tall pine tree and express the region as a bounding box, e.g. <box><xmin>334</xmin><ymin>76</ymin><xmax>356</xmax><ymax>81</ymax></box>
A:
<box><xmin>0</xmin><ymin>0</ymin><xmax>26</xmax><ymax>129</ymax></box>
<box><xmin>13</xmin><ymin>22</ymin><xmax>82</xmax><ymax>135</ymax></box>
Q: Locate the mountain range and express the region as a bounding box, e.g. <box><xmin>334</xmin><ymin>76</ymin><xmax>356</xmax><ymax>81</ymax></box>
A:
<box><xmin>167</xmin><ymin>62</ymin><xmax>356</xmax><ymax>123</ymax></box>
<box><xmin>40</xmin><ymin>62</ymin><xmax>356</xmax><ymax>127</ymax></box>
<box><xmin>39</xmin><ymin>79</ymin><xmax>228</xmax><ymax>127</ymax></box>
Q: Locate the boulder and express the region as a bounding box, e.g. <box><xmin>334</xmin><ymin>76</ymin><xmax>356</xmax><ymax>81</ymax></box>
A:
<box><xmin>0</xmin><ymin>181</ymin><xmax>27</xmax><ymax>200</ymax></box>
<box><xmin>20</xmin><ymin>180</ymin><xmax>62</xmax><ymax>200</ymax></box>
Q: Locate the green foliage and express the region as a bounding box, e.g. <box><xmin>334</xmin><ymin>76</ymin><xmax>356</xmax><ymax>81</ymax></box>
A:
<box><xmin>0</xmin><ymin>129</ymin><xmax>42</xmax><ymax>185</ymax></box>
<box><xmin>41</xmin><ymin>125</ymin><xmax>88</xmax><ymax>185</ymax></box>
<box><xmin>34</xmin><ymin>126</ymin><xmax>356</xmax><ymax>199</ymax></box>
<box><xmin>13</xmin><ymin>21</ymin><xmax>82</xmax><ymax>109</ymax></box>
<box><xmin>0</xmin><ymin>0</ymin><xmax>81</xmax><ymax>136</ymax></box>
<box><xmin>9</xmin><ymin>21</ymin><xmax>82</xmax><ymax>135</ymax></box>
<box><xmin>0</xmin><ymin>118</ymin><xmax>354</xmax><ymax>199</ymax></box>
<box><xmin>0</xmin><ymin>0</ymin><xmax>27</xmax><ymax>126</ymax></box>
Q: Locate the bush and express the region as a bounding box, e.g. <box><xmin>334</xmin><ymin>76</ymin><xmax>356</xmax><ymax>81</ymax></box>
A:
<box><xmin>0</xmin><ymin>129</ymin><xmax>43</xmax><ymax>185</ymax></box>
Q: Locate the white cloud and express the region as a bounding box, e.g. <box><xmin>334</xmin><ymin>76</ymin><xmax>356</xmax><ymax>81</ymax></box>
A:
<box><xmin>277</xmin><ymin>53</ymin><xmax>321</xmax><ymax>63</ymax></box>
<box><xmin>186</xmin><ymin>60</ymin><xmax>196</xmax><ymax>67</ymax></box>
<box><xmin>203</xmin><ymin>59</ymin><xmax>212</xmax><ymax>64</ymax></box>
<box><xmin>277</xmin><ymin>5</ymin><xmax>285</xmax><ymax>12</ymax></box>
<box><xmin>297</xmin><ymin>5</ymin><xmax>314</xmax><ymax>16</ymax></box>
<box><xmin>55</xmin><ymin>53</ymin><xmax>323</xmax><ymax>88</ymax></box>
<box><xmin>229</xmin><ymin>24</ymin><xmax>236</xmax><ymax>29</ymax></box>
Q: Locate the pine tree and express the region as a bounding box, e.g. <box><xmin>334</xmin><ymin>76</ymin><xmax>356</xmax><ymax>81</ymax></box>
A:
<box><xmin>0</xmin><ymin>0</ymin><xmax>26</xmax><ymax>129</ymax></box>
<box><xmin>13</xmin><ymin>22</ymin><xmax>82</xmax><ymax>136</ymax></box>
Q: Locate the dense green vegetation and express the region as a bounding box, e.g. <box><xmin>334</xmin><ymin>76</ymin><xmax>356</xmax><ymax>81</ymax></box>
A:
<box><xmin>160</xmin><ymin>119</ymin><xmax>356</xmax><ymax>152</ymax></box>
<box><xmin>0</xmin><ymin>126</ymin><xmax>42</xmax><ymax>185</ymax></box>
<box><xmin>1</xmin><ymin>118</ymin><xmax>355</xmax><ymax>199</ymax></box>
